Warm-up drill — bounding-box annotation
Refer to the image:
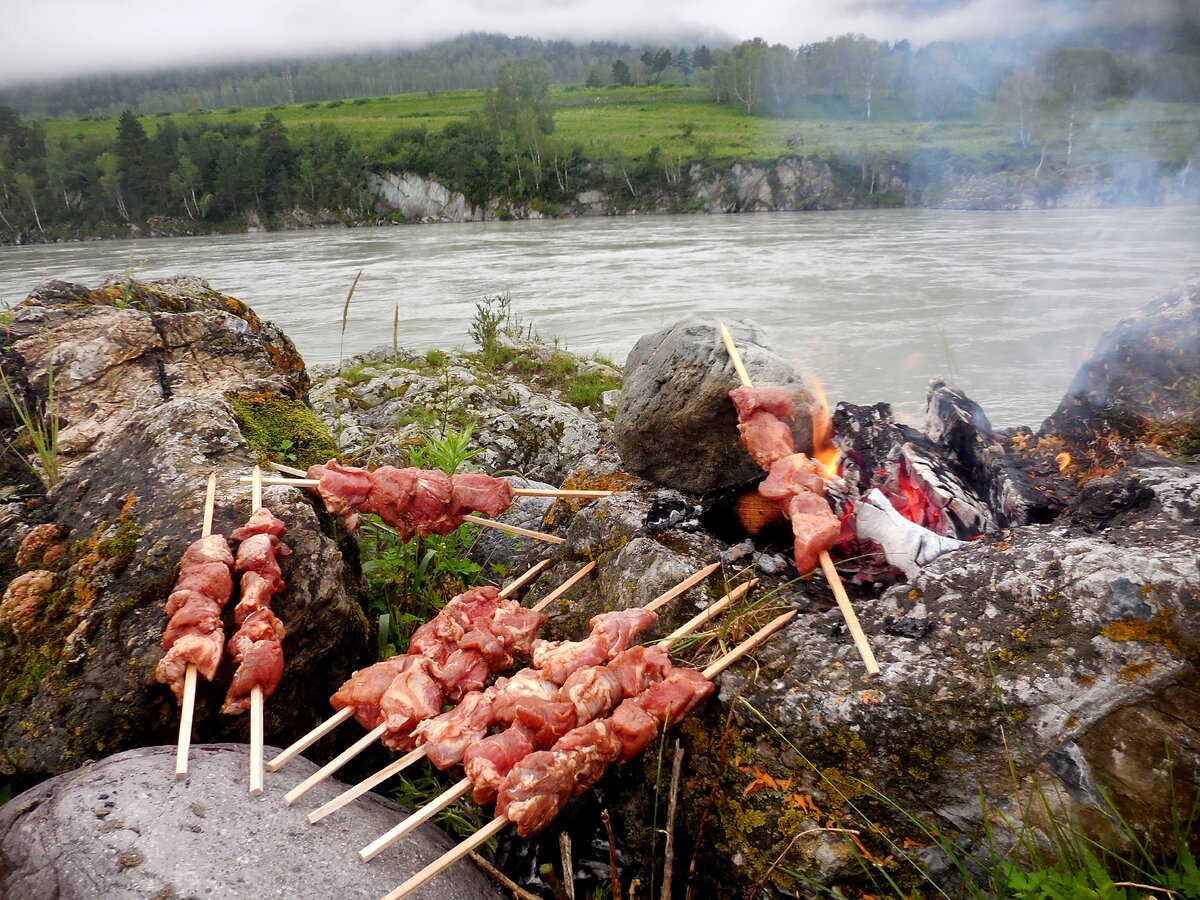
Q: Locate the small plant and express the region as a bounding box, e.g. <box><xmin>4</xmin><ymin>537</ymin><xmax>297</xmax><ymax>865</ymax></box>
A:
<box><xmin>0</xmin><ymin>356</ymin><xmax>60</xmax><ymax>490</ymax></box>
<box><xmin>468</xmin><ymin>292</ymin><xmax>512</xmax><ymax>365</ymax></box>
<box><xmin>338</xmin><ymin>269</ymin><xmax>362</xmax><ymax>365</ymax></box>
<box><xmin>361</xmin><ymin>426</ymin><xmax>486</xmax><ymax>657</ymax></box>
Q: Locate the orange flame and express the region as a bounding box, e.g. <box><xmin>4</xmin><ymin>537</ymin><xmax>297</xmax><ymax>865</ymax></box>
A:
<box><xmin>809</xmin><ymin>377</ymin><xmax>840</xmax><ymax>478</ymax></box>
<box><xmin>1056</xmin><ymin>452</ymin><xmax>1071</xmax><ymax>473</ymax></box>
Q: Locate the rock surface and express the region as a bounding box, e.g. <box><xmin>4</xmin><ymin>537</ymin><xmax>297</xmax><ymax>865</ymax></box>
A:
<box><xmin>614</xmin><ymin>319</ymin><xmax>816</xmax><ymax>493</ymax></box>
<box><xmin>0</xmin><ymin>278</ymin><xmax>368</xmax><ymax>781</ymax></box>
<box><xmin>308</xmin><ymin>343</ymin><xmax>618</xmax><ymax>484</ymax></box>
<box><xmin>0</xmin><ymin>743</ymin><xmax>500</xmax><ymax>900</ymax></box>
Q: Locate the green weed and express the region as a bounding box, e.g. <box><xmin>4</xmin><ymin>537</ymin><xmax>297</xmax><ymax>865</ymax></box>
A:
<box><xmin>0</xmin><ymin>354</ymin><xmax>60</xmax><ymax>489</ymax></box>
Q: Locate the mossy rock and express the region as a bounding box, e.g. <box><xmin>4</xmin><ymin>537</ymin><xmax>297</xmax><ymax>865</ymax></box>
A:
<box><xmin>226</xmin><ymin>392</ymin><xmax>339</xmax><ymax>469</ymax></box>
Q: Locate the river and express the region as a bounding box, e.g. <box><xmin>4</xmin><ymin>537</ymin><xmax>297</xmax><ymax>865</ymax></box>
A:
<box><xmin>1</xmin><ymin>207</ymin><xmax>1198</xmax><ymax>429</ymax></box>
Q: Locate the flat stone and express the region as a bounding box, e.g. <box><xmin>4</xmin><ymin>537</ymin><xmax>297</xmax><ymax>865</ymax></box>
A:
<box><xmin>0</xmin><ymin>744</ymin><xmax>500</xmax><ymax>900</ymax></box>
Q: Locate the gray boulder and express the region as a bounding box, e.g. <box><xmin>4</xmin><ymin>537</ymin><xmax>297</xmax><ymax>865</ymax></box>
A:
<box><xmin>614</xmin><ymin>319</ymin><xmax>816</xmax><ymax>493</ymax></box>
<box><xmin>0</xmin><ymin>743</ymin><xmax>500</xmax><ymax>899</ymax></box>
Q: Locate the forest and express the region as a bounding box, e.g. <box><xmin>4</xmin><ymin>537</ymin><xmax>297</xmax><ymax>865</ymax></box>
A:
<box><xmin>1</xmin><ymin>30</ymin><xmax>1198</xmax><ymax>241</ymax></box>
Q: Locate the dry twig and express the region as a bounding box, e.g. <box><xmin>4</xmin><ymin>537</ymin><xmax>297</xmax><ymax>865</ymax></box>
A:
<box><xmin>661</xmin><ymin>740</ymin><xmax>684</xmax><ymax>900</ymax></box>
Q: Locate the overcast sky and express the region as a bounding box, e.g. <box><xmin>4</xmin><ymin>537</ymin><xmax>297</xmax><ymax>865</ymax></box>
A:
<box><xmin>2</xmin><ymin>0</ymin><xmax>1194</xmax><ymax>87</ymax></box>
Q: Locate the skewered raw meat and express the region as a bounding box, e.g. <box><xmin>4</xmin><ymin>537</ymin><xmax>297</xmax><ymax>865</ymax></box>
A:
<box><xmin>493</xmin><ymin>667</ymin><xmax>714</xmax><ymax>837</ymax></box>
<box><xmin>155</xmin><ymin>533</ymin><xmax>236</xmax><ymax>703</ymax></box>
<box><xmin>494</xmin><ymin>750</ymin><xmax>577</xmax><ymax>836</ymax></box>
<box><xmin>331</xmin><ymin>656</ymin><xmax>410</xmax><ymax>729</ymax></box>
<box><xmin>305</xmin><ymin>459</ymin><xmax>515</xmax><ymax>538</ymax></box>
<box><xmin>380</xmin><ymin>655</ymin><xmax>444</xmax><ymax>751</ymax></box>
<box><xmin>435</xmin><ymin>649</ymin><xmax>491</xmax><ymax>702</ymax></box>
<box><xmin>730</xmin><ymin>385</ymin><xmax>796</xmax><ymax>470</ymax></box>
<box><xmin>731</xmin><ymin>382</ymin><xmax>841</xmax><ymax>574</ymax></box>
<box><xmin>559</xmin><ymin>666</ymin><xmax>624</xmax><ymax>723</ymax></box>
<box><xmin>415</xmin><ymin>690</ymin><xmax>495</xmax><ymax>769</ymax></box>
<box><xmin>463</xmin><ymin>724</ymin><xmax>537</xmax><ymax>805</ymax></box>
<box><xmin>758</xmin><ymin>453</ymin><xmax>841</xmax><ymax>574</ymax></box>
<box><xmin>489</xmin><ymin>668</ymin><xmax>559</xmax><ymax>723</ymax></box>
<box><xmin>222</xmin><ymin>507</ymin><xmax>289</xmax><ymax>715</ymax></box>
<box><xmin>531</xmin><ymin>608</ymin><xmax>659</xmax><ymax>684</ymax></box>
<box><xmin>513</xmin><ymin>698</ymin><xmax>578</xmax><ymax>747</ymax></box>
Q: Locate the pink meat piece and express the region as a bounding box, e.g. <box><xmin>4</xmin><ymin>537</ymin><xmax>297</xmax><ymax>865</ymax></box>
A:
<box><xmin>435</xmin><ymin>648</ymin><xmax>491</xmax><ymax>701</ymax></box>
<box><xmin>366</xmin><ymin>466</ymin><xmax>419</xmax><ymax>539</ymax></box>
<box><xmin>729</xmin><ymin>385</ymin><xmax>796</xmax><ymax>420</ymax></box>
<box><xmin>611</xmin><ymin>697</ymin><xmax>661</xmax><ymax>763</ymax></box>
<box><xmin>179</xmin><ymin>534</ymin><xmax>234</xmax><ymax>568</ymax></box>
<box><xmin>408</xmin><ymin>469</ymin><xmax>456</xmax><ymax>537</ymax></box>
<box><xmin>440</xmin><ymin>586</ymin><xmax>503</xmax><ymax>629</ymax></box>
<box><xmin>165</xmin><ymin>588</ymin><xmax>211</xmax><ymax>618</ymax></box>
<box><xmin>230</xmin><ymin>507</ymin><xmax>288</xmax><ymax>542</ymax></box>
<box><xmin>380</xmin><ymin>656</ymin><xmax>445</xmax><ymax>749</ymax></box>
<box><xmin>234</xmin><ymin>533</ymin><xmax>288</xmax><ymax>579</ymax></box>
<box><xmin>490</xmin><ymin>668</ymin><xmax>559</xmax><ymax>723</ymax></box>
<box><xmin>173</xmin><ymin>560</ymin><xmax>233</xmax><ymax>602</ymax></box>
<box><xmin>530</xmin><ymin>638</ymin><xmax>610</xmax><ymax>686</ymax></box>
<box><xmin>330</xmin><ymin>656</ymin><xmax>409</xmax><ymax>729</ymax></box>
<box><xmin>606</xmin><ymin>645</ymin><xmax>673</xmax><ymax>697</ymax></box>
<box><xmin>784</xmin><ymin>491</ymin><xmax>841</xmax><ymax>575</ymax></box>
<box><xmin>738</xmin><ymin>411</ymin><xmax>796</xmax><ymax>470</ymax></box>
<box><xmin>459</xmin><ymin>625</ymin><xmax>513</xmax><ymax>670</ymax></box>
<box><xmin>449</xmin><ymin>473</ymin><xmax>515</xmax><ymax>519</ymax></box>
<box><xmin>155</xmin><ymin>630</ymin><xmax>224</xmax><ymax>702</ymax></box>
<box><xmin>232</xmin><ymin>571</ymin><xmax>278</xmax><ymax>624</ymax></box>
<box><xmin>758</xmin><ymin>453</ymin><xmax>827</xmax><ymax>500</ymax></box>
<box><xmin>315</xmin><ymin>459</ymin><xmax>373</xmax><ymax>518</ymax></box>
<box><xmin>408</xmin><ymin>615</ymin><xmax>464</xmax><ymax>665</ymax></box>
<box><xmin>228</xmin><ymin>608</ymin><xmax>287</xmax><ymax>663</ymax></box>
<box><xmin>162</xmin><ymin>595</ymin><xmax>223</xmax><ymax>650</ymax></box>
<box><xmin>464</xmin><ymin>724</ymin><xmax>536</xmax><ymax>805</ymax></box>
<box><xmin>416</xmin><ymin>690</ymin><xmax>495</xmax><ymax>770</ymax></box>
<box><xmin>637</xmin><ymin>669</ymin><xmax>714</xmax><ymax>729</ymax></box>
<box><xmin>559</xmin><ymin>666</ymin><xmax>624</xmax><ymax>724</ymax></box>
<box><xmin>588</xmin><ymin>608</ymin><xmax>658</xmax><ymax>655</ymax></box>
<box><xmin>514</xmin><ymin>698</ymin><xmax>578</xmax><ymax>748</ymax></box>
<box><xmin>221</xmin><ymin>639</ymin><xmax>284</xmax><ymax>714</ymax></box>
<box><xmin>496</xmin><ymin>751</ymin><xmax>576</xmax><ymax>837</ymax></box>
<box><xmin>554</xmin><ymin>719</ymin><xmax>623</xmax><ymax>797</ymax></box>
<box><xmin>487</xmin><ymin>606</ymin><xmax>547</xmax><ymax>658</ymax></box>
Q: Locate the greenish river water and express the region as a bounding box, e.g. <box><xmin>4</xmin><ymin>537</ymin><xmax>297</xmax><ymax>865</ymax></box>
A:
<box><xmin>2</xmin><ymin>207</ymin><xmax>1198</xmax><ymax>428</ymax></box>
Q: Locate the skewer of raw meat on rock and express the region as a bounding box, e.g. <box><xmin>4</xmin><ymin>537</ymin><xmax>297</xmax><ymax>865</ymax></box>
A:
<box><xmin>254</xmin><ymin>460</ymin><xmax>611</xmax><ymax>545</ymax></box>
<box><xmin>353</xmin><ymin>576</ymin><xmax>753</xmax><ymax>851</ymax></box>
<box><xmin>718</xmin><ymin>320</ymin><xmax>880</xmax><ymax>675</ymax></box>
<box><xmin>267</xmin><ymin>558</ymin><xmax>553</xmax><ymax>774</ymax></box>
<box><xmin>155</xmin><ymin>473</ymin><xmax>231</xmax><ymax>779</ymax></box>
<box><xmin>224</xmin><ymin>465</ymin><xmax>289</xmax><ymax>794</ymax></box>
<box><xmin>316</xmin><ymin>568</ymin><xmax>741</xmax><ymax>827</ymax></box>
<box><xmin>377</xmin><ymin>608</ymin><xmax>796</xmax><ymax>900</ymax></box>
<box><xmin>281</xmin><ymin>560</ymin><xmax>601</xmax><ymax>805</ymax></box>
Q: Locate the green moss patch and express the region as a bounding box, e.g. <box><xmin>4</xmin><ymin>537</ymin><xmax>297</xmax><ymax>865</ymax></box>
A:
<box><xmin>226</xmin><ymin>392</ymin><xmax>339</xmax><ymax>468</ymax></box>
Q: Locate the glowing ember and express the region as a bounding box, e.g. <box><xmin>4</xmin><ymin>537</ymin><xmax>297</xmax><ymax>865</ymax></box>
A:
<box><xmin>1056</xmin><ymin>452</ymin><xmax>1071</xmax><ymax>473</ymax></box>
<box><xmin>808</xmin><ymin>378</ymin><xmax>841</xmax><ymax>477</ymax></box>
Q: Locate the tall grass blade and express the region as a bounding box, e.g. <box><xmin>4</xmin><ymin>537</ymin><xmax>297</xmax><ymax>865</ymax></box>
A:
<box><xmin>338</xmin><ymin>268</ymin><xmax>362</xmax><ymax>364</ymax></box>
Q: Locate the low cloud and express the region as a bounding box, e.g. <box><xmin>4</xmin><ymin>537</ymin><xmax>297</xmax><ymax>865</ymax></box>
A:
<box><xmin>1</xmin><ymin>0</ymin><xmax>1192</xmax><ymax>87</ymax></box>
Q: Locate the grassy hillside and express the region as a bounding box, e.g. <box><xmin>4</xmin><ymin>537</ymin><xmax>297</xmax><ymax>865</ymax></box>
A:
<box><xmin>45</xmin><ymin>85</ymin><xmax>1200</xmax><ymax>172</ymax></box>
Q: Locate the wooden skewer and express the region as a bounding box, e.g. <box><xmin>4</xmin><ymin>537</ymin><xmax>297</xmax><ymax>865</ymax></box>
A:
<box><xmin>176</xmin><ymin>472</ymin><xmax>218</xmax><ymax>779</ymax></box>
<box><xmin>306</xmin><ymin>560</ymin><xmax>597</xmax><ymax>822</ymax></box>
<box><xmin>251</xmin><ymin>472</ymin><xmax>613</xmax><ymax>499</ymax></box>
<box><xmin>382</xmin><ymin>816</ymin><xmax>509</xmax><ymax>900</ymax></box>
<box><xmin>248</xmin><ymin>465</ymin><xmax>266</xmax><ymax>796</ymax></box>
<box><xmin>355</xmin><ymin>567</ymin><xmax>735</xmax><ymax>855</ymax></box>
<box><xmin>266</xmin><ymin>560</ymin><xmax>554</xmax><ymax>774</ymax></box>
<box><xmin>376</xmin><ymin>609</ymin><xmax>796</xmax><ymax>898</ymax></box>
<box><xmin>645</xmin><ymin>561</ymin><xmax>720</xmax><ymax>613</ymax></box>
<box><xmin>286</xmin><ymin>560</ymin><xmax>598</xmax><ymax>805</ymax></box>
<box><xmin>717</xmin><ymin>320</ymin><xmax>881</xmax><ymax>677</ymax></box>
